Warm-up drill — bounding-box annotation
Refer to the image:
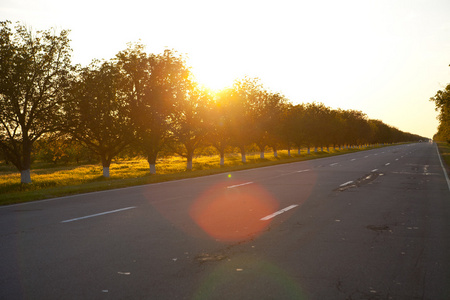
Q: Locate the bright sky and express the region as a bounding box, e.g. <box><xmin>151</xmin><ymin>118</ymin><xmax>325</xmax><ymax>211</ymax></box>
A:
<box><xmin>2</xmin><ymin>0</ymin><xmax>450</xmax><ymax>138</ymax></box>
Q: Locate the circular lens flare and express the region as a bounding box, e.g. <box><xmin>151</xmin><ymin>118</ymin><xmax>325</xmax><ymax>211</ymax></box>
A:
<box><xmin>190</xmin><ymin>181</ymin><xmax>278</xmax><ymax>242</ymax></box>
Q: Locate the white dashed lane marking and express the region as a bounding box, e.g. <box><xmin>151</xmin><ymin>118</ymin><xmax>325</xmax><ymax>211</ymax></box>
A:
<box><xmin>260</xmin><ymin>205</ymin><xmax>299</xmax><ymax>221</ymax></box>
<box><xmin>227</xmin><ymin>182</ymin><xmax>254</xmax><ymax>189</ymax></box>
<box><xmin>61</xmin><ymin>206</ymin><xmax>136</xmax><ymax>223</ymax></box>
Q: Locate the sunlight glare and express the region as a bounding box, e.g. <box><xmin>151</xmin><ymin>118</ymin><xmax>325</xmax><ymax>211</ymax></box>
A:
<box><xmin>189</xmin><ymin>56</ymin><xmax>237</xmax><ymax>92</ymax></box>
<box><xmin>190</xmin><ymin>181</ymin><xmax>278</xmax><ymax>242</ymax></box>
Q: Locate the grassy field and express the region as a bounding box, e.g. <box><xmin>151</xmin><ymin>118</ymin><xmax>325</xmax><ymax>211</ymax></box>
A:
<box><xmin>0</xmin><ymin>145</ymin><xmax>421</xmax><ymax>206</ymax></box>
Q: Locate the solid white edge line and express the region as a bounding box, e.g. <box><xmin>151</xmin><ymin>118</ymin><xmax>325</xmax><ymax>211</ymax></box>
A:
<box><xmin>260</xmin><ymin>204</ymin><xmax>299</xmax><ymax>221</ymax></box>
<box><xmin>61</xmin><ymin>206</ymin><xmax>136</xmax><ymax>223</ymax></box>
<box><xmin>227</xmin><ymin>182</ymin><xmax>253</xmax><ymax>189</ymax></box>
<box><xmin>435</xmin><ymin>144</ymin><xmax>450</xmax><ymax>192</ymax></box>
<box><xmin>340</xmin><ymin>181</ymin><xmax>354</xmax><ymax>187</ymax></box>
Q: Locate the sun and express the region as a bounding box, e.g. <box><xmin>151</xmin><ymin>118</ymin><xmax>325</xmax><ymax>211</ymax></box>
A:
<box><xmin>192</xmin><ymin>66</ymin><xmax>234</xmax><ymax>92</ymax></box>
<box><xmin>189</xmin><ymin>57</ymin><xmax>236</xmax><ymax>92</ymax></box>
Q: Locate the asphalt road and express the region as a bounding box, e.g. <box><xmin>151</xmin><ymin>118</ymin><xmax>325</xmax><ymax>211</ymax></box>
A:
<box><xmin>1</xmin><ymin>142</ymin><xmax>449</xmax><ymax>300</ymax></box>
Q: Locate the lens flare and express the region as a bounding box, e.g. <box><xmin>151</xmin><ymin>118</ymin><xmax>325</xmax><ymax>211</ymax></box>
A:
<box><xmin>193</xmin><ymin>255</ymin><xmax>307</xmax><ymax>299</ymax></box>
<box><xmin>190</xmin><ymin>181</ymin><xmax>278</xmax><ymax>242</ymax></box>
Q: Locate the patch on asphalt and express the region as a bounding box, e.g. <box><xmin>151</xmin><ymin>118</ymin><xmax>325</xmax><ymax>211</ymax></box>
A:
<box><xmin>195</xmin><ymin>253</ymin><xmax>228</xmax><ymax>263</ymax></box>
<box><xmin>366</xmin><ymin>225</ymin><xmax>391</xmax><ymax>232</ymax></box>
<box><xmin>335</xmin><ymin>171</ymin><xmax>382</xmax><ymax>192</ymax></box>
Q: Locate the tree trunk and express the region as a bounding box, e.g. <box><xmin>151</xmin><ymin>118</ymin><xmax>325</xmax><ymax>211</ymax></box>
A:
<box><xmin>147</xmin><ymin>152</ymin><xmax>158</xmax><ymax>175</ymax></box>
<box><xmin>298</xmin><ymin>147</ymin><xmax>301</xmax><ymax>155</ymax></box>
<box><xmin>287</xmin><ymin>148</ymin><xmax>291</xmax><ymax>157</ymax></box>
<box><xmin>314</xmin><ymin>147</ymin><xmax>318</xmax><ymax>153</ymax></box>
<box><xmin>307</xmin><ymin>147</ymin><xmax>310</xmax><ymax>155</ymax></box>
<box><xmin>103</xmin><ymin>167</ymin><xmax>110</xmax><ymax>178</ymax></box>
<box><xmin>273</xmin><ymin>147</ymin><xmax>278</xmax><ymax>158</ymax></box>
<box><xmin>186</xmin><ymin>149</ymin><xmax>194</xmax><ymax>171</ymax></box>
<box><xmin>101</xmin><ymin>156</ymin><xmax>111</xmax><ymax>178</ymax></box>
<box><xmin>21</xmin><ymin>140</ymin><xmax>33</xmax><ymax>184</ymax></box>
<box><xmin>21</xmin><ymin>169</ymin><xmax>31</xmax><ymax>184</ymax></box>
<box><xmin>258</xmin><ymin>144</ymin><xmax>265</xmax><ymax>159</ymax></box>
<box><xmin>149</xmin><ymin>164</ymin><xmax>156</xmax><ymax>175</ymax></box>
<box><xmin>220</xmin><ymin>152</ymin><xmax>225</xmax><ymax>167</ymax></box>
<box><xmin>240</xmin><ymin>146</ymin><xmax>246</xmax><ymax>163</ymax></box>
<box><xmin>186</xmin><ymin>156</ymin><xmax>193</xmax><ymax>171</ymax></box>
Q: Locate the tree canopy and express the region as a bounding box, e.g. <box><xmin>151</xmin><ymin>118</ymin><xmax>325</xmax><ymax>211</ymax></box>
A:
<box><xmin>0</xmin><ymin>21</ymin><xmax>72</xmax><ymax>183</ymax></box>
<box><xmin>430</xmin><ymin>73</ymin><xmax>450</xmax><ymax>143</ymax></box>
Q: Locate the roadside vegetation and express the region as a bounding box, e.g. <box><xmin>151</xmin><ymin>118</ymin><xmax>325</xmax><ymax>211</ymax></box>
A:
<box><xmin>437</xmin><ymin>142</ymin><xmax>450</xmax><ymax>173</ymax></box>
<box><xmin>0</xmin><ymin>21</ymin><xmax>424</xmax><ymax>188</ymax></box>
<box><xmin>1</xmin><ymin>145</ymin><xmax>384</xmax><ymax>205</ymax></box>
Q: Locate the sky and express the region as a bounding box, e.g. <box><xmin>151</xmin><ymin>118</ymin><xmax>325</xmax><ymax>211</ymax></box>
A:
<box><xmin>2</xmin><ymin>0</ymin><xmax>450</xmax><ymax>138</ymax></box>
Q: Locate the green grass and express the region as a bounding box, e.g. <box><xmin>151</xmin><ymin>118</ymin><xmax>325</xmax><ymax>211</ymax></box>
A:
<box><xmin>437</xmin><ymin>142</ymin><xmax>450</xmax><ymax>173</ymax></box>
<box><xmin>0</xmin><ymin>146</ymin><xmax>386</xmax><ymax>206</ymax></box>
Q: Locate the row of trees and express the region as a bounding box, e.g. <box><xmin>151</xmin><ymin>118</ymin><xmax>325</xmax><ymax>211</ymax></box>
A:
<box><xmin>0</xmin><ymin>21</ymin><xmax>423</xmax><ymax>183</ymax></box>
<box><xmin>430</xmin><ymin>69</ymin><xmax>450</xmax><ymax>143</ymax></box>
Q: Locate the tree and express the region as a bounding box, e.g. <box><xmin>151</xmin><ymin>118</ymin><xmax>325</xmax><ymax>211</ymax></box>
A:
<box><xmin>228</xmin><ymin>77</ymin><xmax>261</xmax><ymax>163</ymax></box>
<box><xmin>254</xmin><ymin>91</ymin><xmax>287</xmax><ymax>158</ymax></box>
<box><xmin>430</xmin><ymin>80</ymin><xmax>450</xmax><ymax>143</ymax></box>
<box><xmin>302</xmin><ymin>103</ymin><xmax>331</xmax><ymax>152</ymax></box>
<box><xmin>171</xmin><ymin>83</ymin><xmax>211</xmax><ymax>171</ymax></box>
<box><xmin>0</xmin><ymin>21</ymin><xmax>72</xmax><ymax>183</ymax></box>
<box><xmin>63</xmin><ymin>60</ymin><xmax>133</xmax><ymax>177</ymax></box>
<box><xmin>329</xmin><ymin>109</ymin><xmax>347</xmax><ymax>150</ymax></box>
<box><xmin>338</xmin><ymin>109</ymin><xmax>368</xmax><ymax>147</ymax></box>
<box><xmin>282</xmin><ymin>104</ymin><xmax>304</xmax><ymax>155</ymax></box>
<box><xmin>116</xmin><ymin>46</ymin><xmax>189</xmax><ymax>174</ymax></box>
<box><xmin>207</xmin><ymin>89</ymin><xmax>234</xmax><ymax>166</ymax></box>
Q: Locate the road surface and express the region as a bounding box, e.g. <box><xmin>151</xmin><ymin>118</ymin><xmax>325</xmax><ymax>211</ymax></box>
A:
<box><xmin>1</xmin><ymin>142</ymin><xmax>449</xmax><ymax>299</ymax></box>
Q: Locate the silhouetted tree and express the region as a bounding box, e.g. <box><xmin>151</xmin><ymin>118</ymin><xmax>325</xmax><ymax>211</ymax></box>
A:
<box><xmin>171</xmin><ymin>84</ymin><xmax>211</xmax><ymax>171</ymax></box>
<box><xmin>0</xmin><ymin>21</ymin><xmax>72</xmax><ymax>183</ymax></box>
<box><xmin>63</xmin><ymin>60</ymin><xmax>133</xmax><ymax>177</ymax></box>
<box><xmin>116</xmin><ymin>45</ymin><xmax>189</xmax><ymax>174</ymax></box>
<box><xmin>260</xmin><ymin>92</ymin><xmax>287</xmax><ymax>157</ymax></box>
<box><xmin>207</xmin><ymin>89</ymin><xmax>234</xmax><ymax>166</ymax></box>
<box><xmin>302</xmin><ymin>103</ymin><xmax>330</xmax><ymax>152</ymax></box>
<box><xmin>284</xmin><ymin>104</ymin><xmax>307</xmax><ymax>154</ymax></box>
<box><xmin>430</xmin><ymin>80</ymin><xmax>450</xmax><ymax>142</ymax></box>
<box><xmin>228</xmin><ymin>77</ymin><xmax>261</xmax><ymax>163</ymax></box>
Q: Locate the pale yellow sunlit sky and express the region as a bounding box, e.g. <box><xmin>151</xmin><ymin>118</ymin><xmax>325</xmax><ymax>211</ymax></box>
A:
<box><xmin>2</xmin><ymin>0</ymin><xmax>450</xmax><ymax>138</ymax></box>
